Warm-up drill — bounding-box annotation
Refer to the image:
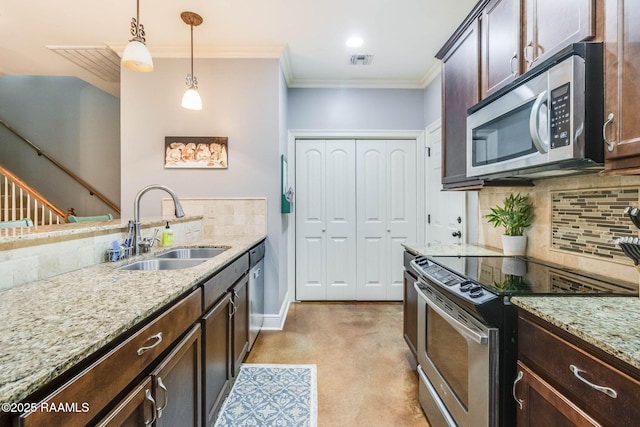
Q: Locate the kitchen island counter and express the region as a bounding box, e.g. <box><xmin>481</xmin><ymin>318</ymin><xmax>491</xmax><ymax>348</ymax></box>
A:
<box><xmin>512</xmin><ymin>296</ymin><xmax>640</xmax><ymax>371</ymax></box>
<box><xmin>0</xmin><ymin>232</ymin><xmax>265</xmax><ymax>407</ymax></box>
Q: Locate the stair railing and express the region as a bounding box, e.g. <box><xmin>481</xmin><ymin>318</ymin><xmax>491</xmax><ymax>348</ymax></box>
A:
<box><xmin>0</xmin><ymin>164</ymin><xmax>67</xmax><ymax>225</ymax></box>
<box><xmin>0</xmin><ymin>118</ymin><xmax>121</xmax><ymax>215</ymax></box>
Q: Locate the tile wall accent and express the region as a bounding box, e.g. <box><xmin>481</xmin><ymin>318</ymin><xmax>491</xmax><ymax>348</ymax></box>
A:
<box><xmin>162</xmin><ymin>198</ymin><xmax>267</xmax><ymax>238</ymax></box>
<box><xmin>478</xmin><ymin>173</ymin><xmax>640</xmax><ymax>283</ymax></box>
<box><xmin>0</xmin><ymin>220</ymin><xmax>202</xmax><ymax>290</ymax></box>
<box><xmin>551</xmin><ymin>188</ymin><xmax>637</xmax><ymax>260</ymax></box>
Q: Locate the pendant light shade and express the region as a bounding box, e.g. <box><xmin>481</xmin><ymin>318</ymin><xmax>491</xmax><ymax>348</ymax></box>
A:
<box><xmin>180</xmin><ymin>11</ymin><xmax>203</xmax><ymax>110</ymax></box>
<box><xmin>182</xmin><ymin>86</ymin><xmax>202</xmax><ymax>110</ymax></box>
<box><xmin>122</xmin><ymin>0</ymin><xmax>153</xmax><ymax>72</ymax></box>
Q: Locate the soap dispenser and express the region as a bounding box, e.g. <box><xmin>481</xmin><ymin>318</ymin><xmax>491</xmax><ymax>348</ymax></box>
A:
<box><xmin>161</xmin><ymin>221</ymin><xmax>174</xmax><ymax>246</ymax></box>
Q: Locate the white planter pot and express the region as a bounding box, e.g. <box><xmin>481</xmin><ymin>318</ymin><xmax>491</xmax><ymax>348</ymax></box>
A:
<box><xmin>502</xmin><ymin>235</ymin><xmax>527</xmax><ymax>256</ymax></box>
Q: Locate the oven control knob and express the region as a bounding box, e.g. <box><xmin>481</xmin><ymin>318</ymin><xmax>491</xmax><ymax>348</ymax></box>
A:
<box><xmin>460</xmin><ymin>281</ymin><xmax>474</xmax><ymax>292</ymax></box>
<box><xmin>469</xmin><ymin>287</ymin><xmax>485</xmax><ymax>298</ymax></box>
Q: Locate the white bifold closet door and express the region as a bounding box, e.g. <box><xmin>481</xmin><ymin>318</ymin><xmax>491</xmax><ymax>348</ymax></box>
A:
<box><xmin>296</xmin><ymin>139</ymin><xmax>416</xmax><ymax>301</ymax></box>
<box><xmin>356</xmin><ymin>140</ymin><xmax>416</xmax><ymax>301</ymax></box>
<box><xmin>296</xmin><ymin>140</ymin><xmax>357</xmax><ymax>300</ymax></box>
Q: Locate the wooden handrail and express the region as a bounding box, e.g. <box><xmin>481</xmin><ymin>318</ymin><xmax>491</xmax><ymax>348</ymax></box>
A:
<box><xmin>0</xmin><ymin>118</ymin><xmax>121</xmax><ymax>214</ymax></box>
<box><xmin>0</xmin><ymin>164</ymin><xmax>68</xmax><ymax>220</ymax></box>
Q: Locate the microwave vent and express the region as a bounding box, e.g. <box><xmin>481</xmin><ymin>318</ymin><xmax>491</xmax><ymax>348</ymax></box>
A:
<box><xmin>349</xmin><ymin>54</ymin><xmax>374</xmax><ymax>65</ymax></box>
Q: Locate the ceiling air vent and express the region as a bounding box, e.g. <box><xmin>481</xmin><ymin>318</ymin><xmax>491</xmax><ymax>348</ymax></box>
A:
<box><xmin>47</xmin><ymin>45</ymin><xmax>121</xmax><ymax>82</ymax></box>
<box><xmin>349</xmin><ymin>54</ymin><xmax>374</xmax><ymax>65</ymax></box>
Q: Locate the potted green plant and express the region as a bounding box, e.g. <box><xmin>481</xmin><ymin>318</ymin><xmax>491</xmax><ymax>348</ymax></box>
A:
<box><xmin>485</xmin><ymin>193</ymin><xmax>534</xmax><ymax>255</ymax></box>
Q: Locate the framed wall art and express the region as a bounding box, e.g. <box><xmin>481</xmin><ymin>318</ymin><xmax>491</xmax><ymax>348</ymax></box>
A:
<box><xmin>164</xmin><ymin>136</ymin><xmax>228</xmax><ymax>169</ymax></box>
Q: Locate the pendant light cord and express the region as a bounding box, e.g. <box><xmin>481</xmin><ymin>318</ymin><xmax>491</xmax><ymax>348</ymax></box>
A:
<box><xmin>190</xmin><ymin>24</ymin><xmax>194</xmax><ymax>79</ymax></box>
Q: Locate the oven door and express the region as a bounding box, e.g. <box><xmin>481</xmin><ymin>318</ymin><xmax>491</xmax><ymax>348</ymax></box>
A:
<box><xmin>415</xmin><ymin>281</ymin><xmax>499</xmax><ymax>427</ymax></box>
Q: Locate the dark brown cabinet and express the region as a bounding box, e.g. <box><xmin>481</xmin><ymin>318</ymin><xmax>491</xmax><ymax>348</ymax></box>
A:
<box><xmin>96</xmin><ymin>378</ymin><xmax>155</xmax><ymax>427</ymax></box>
<box><xmin>438</xmin><ymin>16</ymin><xmax>483</xmax><ymax>189</ymax></box>
<box><xmin>515</xmin><ymin>311</ymin><xmax>640</xmax><ymax>426</ymax></box>
<box><xmin>523</xmin><ymin>0</ymin><xmax>596</xmax><ymax>71</ymax></box>
<box><xmin>202</xmin><ymin>294</ymin><xmax>232</xmax><ymax>426</ymax></box>
<box><xmin>231</xmin><ymin>275</ymin><xmax>250</xmax><ymax>377</ymax></box>
<box><xmin>481</xmin><ymin>0</ymin><xmax>522</xmax><ymax>97</ymax></box>
<box><xmin>602</xmin><ymin>0</ymin><xmax>640</xmax><ymax>173</ymax></box>
<box><xmin>402</xmin><ymin>251</ymin><xmax>418</xmax><ymax>361</ymax></box>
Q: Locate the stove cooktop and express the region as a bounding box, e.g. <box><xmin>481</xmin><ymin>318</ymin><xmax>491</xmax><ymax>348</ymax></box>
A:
<box><xmin>424</xmin><ymin>255</ymin><xmax>638</xmax><ymax>297</ymax></box>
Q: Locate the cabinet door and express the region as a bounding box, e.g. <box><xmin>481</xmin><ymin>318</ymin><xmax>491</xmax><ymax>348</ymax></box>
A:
<box><xmin>96</xmin><ymin>377</ymin><xmax>155</xmax><ymax>427</ymax></box>
<box><xmin>514</xmin><ymin>362</ymin><xmax>600</xmax><ymax>426</ymax></box>
<box><xmin>403</xmin><ymin>269</ymin><xmax>418</xmax><ymax>360</ymax></box>
<box><xmin>603</xmin><ymin>0</ymin><xmax>640</xmax><ymax>172</ymax></box>
<box><xmin>524</xmin><ymin>0</ymin><xmax>595</xmax><ymax>70</ymax></box>
<box><xmin>152</xmin><ymin>325</ymin><xmax>201</xmax><ymax>427</ymax></box>
<box><xmin>202</xmin><ymin>294</ymin><xmax>232</xmax><ymax>425</ymax></box>
<box><xmin>481</xmin><ymin>0</ymin><xmax>522</xmax><ymax>97</ymax></box>
<box><xmin>232</xmin><ymin>274</ymin><xmax>249</xmax><ymax>377</ymax></box>
<box><xmin>441</xmin><ymin>20</ymin><xmax>482</xmax><ymax>188</ymax></box>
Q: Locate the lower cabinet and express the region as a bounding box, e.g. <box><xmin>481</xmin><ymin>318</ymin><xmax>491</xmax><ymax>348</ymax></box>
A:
<box><xmin>232</xmin><ymin>274</ymin><xmax>250</xmax><ymax>377</ymax></box>
<box><xmin>402</xmin><ymin>251</ymin><xmax>418</xmax><ymax>361</ymax></box>
<box><xmin>514</xmin><ymin>311</ymin><xmax>640</xmax><ymax>426</ymax></box>
<box><xmin>98</xmin><ymin>325</ymin><xmax>201</xmax><ymax>427</ymax></box>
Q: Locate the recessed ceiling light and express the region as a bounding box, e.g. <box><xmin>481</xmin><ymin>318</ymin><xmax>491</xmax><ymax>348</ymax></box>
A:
<box><xmin>346</xmin><ymin>36</ymin><xmax>363</xmax><ymax>48</ymax></box>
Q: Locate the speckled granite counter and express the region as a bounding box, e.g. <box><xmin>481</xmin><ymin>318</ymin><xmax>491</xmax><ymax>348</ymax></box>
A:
<box><xmin>0</xmin><ymin>233</ymin><xmax>265</xmax><ymax>406</ymax></box>
<box><xmin>512</xmin><ymin>297</ymin><xmax>640</xmax><ymax>371</ymax></box>
<box><xmin>403</xmin><ymin>242</ymin><xmax>504</xmax><ymax>257</ymax></box>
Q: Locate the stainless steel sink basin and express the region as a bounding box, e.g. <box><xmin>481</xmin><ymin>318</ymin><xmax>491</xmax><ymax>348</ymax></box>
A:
<box><xmin>117</xmin><ymin>259</ymin><xmax>207</xmax><ymax>271</ymax></box>
<box><xmin>154</xmin><ymin>247</ymin><xmax>228</xmax><ymax>259</ymax></box>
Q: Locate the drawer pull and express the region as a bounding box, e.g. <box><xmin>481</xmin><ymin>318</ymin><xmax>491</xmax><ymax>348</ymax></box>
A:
<box><xmin>569</xmin><ymin>364</ymin><xmax>618</xmax><ymax>398</ymax></box>
<box><xmin>137</xmin><ymin>332</ymin><xmax>163</xmax><ymax>356</ymax></box>
<box><xmin>156</xmin><ymin>376</ymin><xmax>168</xmax><ymax>418</ymax></box>
<box><xmin>513</xmin><ymin>370</ymin><xmax>524</xmax><ymax>410</ymax></box>
<box><xmin>144</xmin><ymin>389</ymin><xmax>157</xmax><ymax>426</ymax></box>
<box><xmin>603</xmin><ymin>113</ymin><xmax>616</xmax><ymax>152</ymax></box>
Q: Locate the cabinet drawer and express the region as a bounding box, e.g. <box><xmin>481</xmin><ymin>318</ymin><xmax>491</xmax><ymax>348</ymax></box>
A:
<box><xmin>518</xmin><ymin>315</ymin><xmax>640</xmax><ymax>426</ymax></box>
<box><xmin>203</xmin><ymin>253</ymin><xmax>249</xmax><ymax>311</ymax></box>
<box><xmin>18</xmin><ymin>288</ymin><xmax>202</xmax><ymax>427</ymax></box>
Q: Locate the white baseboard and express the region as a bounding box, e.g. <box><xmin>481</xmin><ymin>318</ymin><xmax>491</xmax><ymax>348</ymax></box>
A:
<box><xmin>262</xmin><ymin>292</ymin><xmax>290</xmax><ymax>330</ymax></box>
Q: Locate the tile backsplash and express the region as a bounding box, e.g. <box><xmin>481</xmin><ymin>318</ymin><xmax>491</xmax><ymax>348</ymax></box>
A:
<box><xmin>478</xmin><ymin>173</ymin><xmax>640</xmax><ymax>283</ymax></box>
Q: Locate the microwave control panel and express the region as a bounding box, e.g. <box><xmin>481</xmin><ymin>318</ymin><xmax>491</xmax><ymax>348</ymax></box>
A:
<box><xmin>550</xmin><ymin>82</ymin><xmax>571</xmax><ymax>149</ymax></box>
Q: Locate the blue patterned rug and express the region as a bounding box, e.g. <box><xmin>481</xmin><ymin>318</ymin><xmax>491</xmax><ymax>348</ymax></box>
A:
<box><xmin>214</xmin><ymin>364</ymin><xmax>318</xmax><ymax>427</ymax></box>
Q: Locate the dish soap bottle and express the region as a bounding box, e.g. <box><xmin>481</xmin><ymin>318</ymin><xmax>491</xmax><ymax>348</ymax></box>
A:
<box><xmin>161</xmin><ymin>221</ymin><xmax>174</xmax><ymax>246</ymax></box>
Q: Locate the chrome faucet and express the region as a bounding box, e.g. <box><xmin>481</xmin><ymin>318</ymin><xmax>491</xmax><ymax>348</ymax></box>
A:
<box><xmin>133</xmin><ymin>184</ymin><xmax>185</xmax><ymax>255</ymax></box>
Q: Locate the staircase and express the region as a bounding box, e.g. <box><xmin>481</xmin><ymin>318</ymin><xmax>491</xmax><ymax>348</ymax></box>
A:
<box><xmin>0</xmin><ymin>165</ymin><xmax>67</xmax><ymax>225</ymax></box>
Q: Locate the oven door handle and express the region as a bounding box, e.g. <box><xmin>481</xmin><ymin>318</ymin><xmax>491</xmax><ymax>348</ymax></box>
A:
<box><xmin>415</xmin><ymin>282</ymin><xmax>488</xmax><ymax>345</ymax></box>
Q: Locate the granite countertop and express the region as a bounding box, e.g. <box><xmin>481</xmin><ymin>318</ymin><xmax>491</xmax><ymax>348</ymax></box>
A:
<box><xmin>512</xmin><ymin>296</ymin><xmax>640</xmax><ymax>371</ymax></box>
<box><xmin>403</xmin><ymin>242</ymin><xmax>504</xmax><ymax>257</ymax></box>
<box><xmin>0</xmin><ymin>233</ymin><xmax>266</xmax><ymax>406</ymax></box>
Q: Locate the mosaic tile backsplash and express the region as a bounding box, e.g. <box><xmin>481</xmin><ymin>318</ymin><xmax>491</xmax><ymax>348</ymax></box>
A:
<box><xmin>551</xmin><ymin>188</ymin><xmax>638</xmax><ymax>260</ymax></box>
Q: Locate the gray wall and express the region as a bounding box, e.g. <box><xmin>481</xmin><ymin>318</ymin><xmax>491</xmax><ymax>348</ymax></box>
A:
<box><xmin>423</xmin><ymin>74</ymin><xmax>442</xmax><ymax>127</ymax></box>
<box><xmin>120</xmin><ymin>57</ymin><xmax>287</xmax><ymax>315</ymax></box>
<box><xmin>288</xmin><ymin>88</ymin><xmax>425</xmax><ymax>129</ymax></box>
<box><xmin>0</xmin><ymin>75</ymin><xmax>120</xmax><ymax>217</ymax></box>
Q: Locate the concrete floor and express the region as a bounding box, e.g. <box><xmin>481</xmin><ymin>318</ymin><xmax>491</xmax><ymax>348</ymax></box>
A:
<box><xmin>245</xmin><ymin>302</ymin><xmax>430</xmax><ymax>427</ymax></box>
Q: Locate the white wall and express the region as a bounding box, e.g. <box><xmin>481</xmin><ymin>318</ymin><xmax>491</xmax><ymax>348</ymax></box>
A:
<box><xmin>0</xmin><ymin>76</ymin><xmax>120</xmax><ymax>217</ymax></box>
<box><xmin>120</xmin><ymin>58</ymin><xmax>286</xmax><ymax>315</ymax></box>
<box><xmin>288</xmin><ymin>88</ymin><xmax>425</xmax><ymax>129</ymax></box>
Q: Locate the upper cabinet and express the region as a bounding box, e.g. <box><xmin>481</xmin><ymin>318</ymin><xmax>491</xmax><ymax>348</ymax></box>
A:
<box><xmin>523</xmin><ymin>0</ymin><xmax>596</xmax><ymax>71</ymax></box>
<box><xmin>602</xmin><ymin>0</ymin><xmax>640</xmax><ymax>173</ymax></box>
<box><xmin>481</xmin><ymin>0</ymin><xmax>522</xmax><ymax>97</ymax></box>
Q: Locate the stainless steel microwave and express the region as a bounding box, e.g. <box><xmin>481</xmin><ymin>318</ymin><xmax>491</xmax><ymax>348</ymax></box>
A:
<box><xmin>466</xmin><ymin>43</ymin><xmax>604</xmax><ymax>180</ymax></box>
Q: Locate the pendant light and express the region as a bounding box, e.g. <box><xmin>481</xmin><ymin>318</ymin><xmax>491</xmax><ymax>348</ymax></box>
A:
<box><xmin>181</xmin><ymin>11</ymin><xmax>203</xmax><ymax>110</ymax></box>
<box><xmin>122</xmin><ymin>0</ymin><xmax>154</xmax><ymax>72</ymax></box>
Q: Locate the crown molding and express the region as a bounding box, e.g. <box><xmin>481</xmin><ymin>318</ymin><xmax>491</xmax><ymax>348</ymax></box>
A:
<box><xmin>107</xmin><ymin>43</ymin><xmax>286</xmax><ymax>59</ymax></box>
<box><xmin>286</xmin><ymin>78</ymin><xmax>426</xmax><ymax>89</ymax></box>
<box><xmin>420</xmin><ymin>61</ymin><xmax>442</xmax><ymax>88</ymax></box>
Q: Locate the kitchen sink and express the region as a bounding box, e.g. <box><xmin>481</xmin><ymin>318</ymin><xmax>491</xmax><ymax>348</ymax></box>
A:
<box><xmin>117</xmin><ymin>259</ymin><xmax>207</xmax><ymax>271</ymax></box>
<box><xmin>154</xmin><ymin>247</ymin><xmax>228</xmax><ymax>259</ymax></box>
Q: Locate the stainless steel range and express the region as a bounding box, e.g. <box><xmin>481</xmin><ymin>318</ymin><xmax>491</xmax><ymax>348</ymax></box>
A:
<box><xmin>409</xmin><ymin>254</ymin><xmax>637</xmax><ymax>427</ymax></box>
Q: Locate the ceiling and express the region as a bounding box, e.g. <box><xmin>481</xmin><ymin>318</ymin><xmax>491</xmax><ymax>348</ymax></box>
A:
<box><xmin>0</xmin><ymin>0</ymin><xmax>477</xmax><ymax>97</ymax></box>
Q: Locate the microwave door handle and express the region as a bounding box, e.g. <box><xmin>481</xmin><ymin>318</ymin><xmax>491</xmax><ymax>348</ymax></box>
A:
<box><xmin>529</xmin><ymin>90</ymin><xmax>550</xmax><ymax>154</ymax></box>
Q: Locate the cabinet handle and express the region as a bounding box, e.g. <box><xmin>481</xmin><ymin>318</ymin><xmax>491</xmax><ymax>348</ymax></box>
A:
<box><xmin>156</xmin><ymin>376</ymin><xmax>169</xmax><ymax>418</ymax></box>
<box><xmin>513</xmin><ymin>370</ymin><xmax>524</xmax><ymax>410</ymax></box>
<box><xmin>510</xmin><ymin>51</ymin><xmax>518</xmax><ymax>77</ymax></box>
<box><xmin>524</xmin><ymin>40</ymin><xmax>534</xmax><ymax>67</ymax></box>
<box><xmin>603</xmin><ymin>113</ymin><xmax>616</xmax><ymax>152</ymax></box>
<box><xmin>229</xmin><ymin>298</ymin><xmax>237</xmax><ymax>318</ymax></box>
<box><xmin>137</xmin><ymin>332</ymin><xmax>163</xmax><ymax>356</ymax></box>
<box><xmin>144</xmin><ymin>389</ymin><xmax>157</xmax><ymax>426</ymax></box>
<box><xmin>569</xmin><ymin>365</ymin><xmax>618</xmax><ymax>398</ymax></box>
